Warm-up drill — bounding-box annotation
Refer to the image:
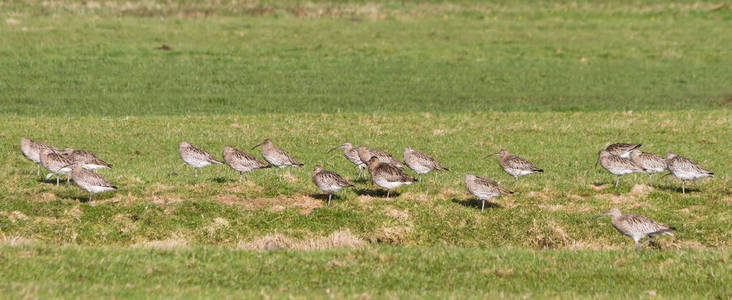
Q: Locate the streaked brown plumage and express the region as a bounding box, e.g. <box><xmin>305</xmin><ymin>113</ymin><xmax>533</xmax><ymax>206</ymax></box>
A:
<box><xmin>222</xmin><ymin>146</ymin><xmax>270</xmax><ymax>182</ymax></box>
<box><xmin>329</xmin><ymin>142</ymin><xmax>367</xmax><ymax>178</ymax></box>
<box><xmin>597</xmin><ymin>150</ymin><xmax>645</xmax><ymax>187</ymax></box>
<box><xmin>39</xmin><ymin>148</ymin><xmax>72</xmax><ymax>186</ymax></box>
<box><xmin>69</xmin><ymin>162</ymin><xmax>117</xmax><ymax>201</ymax></box>
<box><xmin>629</xmin><ymin>149</ymin><xmax>665</xmax><ymax>180</ymax></box>
<box><xmin>365</xmin><ymin>156</ymin><xmax>414</xmax><ymax>198</ymax></box>
<box><xmin>357</xmin><ymin>147</ymin><xmax>403</xmax><ymax>169</ymax></box>
<box><xmin>402</xmin><ymin>146</ymin><xmax>448</xmax><ymax>182</ymax></box>
<box><xmin>665</xmin><ymin>152</ymin><xmax>713</xmax><ymax>194</ymax></box>
<box><xmin>20</xmin><ymin>137</ymin><xmax>58</xmax><ymax>176</ymax></box>
<box><xmin>594</xmin><ymin>208</ymin><xmax>676</xmax><ymax>249</ymax></box>
<box><xmin>605</xmin><ymin>143</ymin><xmax>642</xmax><ymax>158</ymax></box>
<box><xmin>62</xmin><ymin>148</ymin><xmax>112</xmax><ymax>170</ymax></box>
<box><xmin>464</xmin><ymin>173</ymin><xmax>513</xmax><ymax>211</ymax></box>
<box><xmin>312</xmin><ymin>165</ymin><xmax>354</xmax><ymax>206</ymax></box>
<box><xmin>489</xmin><ymin>149</ymin><xmax>542</xmax><ymax>182</ymax></box>
<box><xmin>252</xmin><ymin>139</ymin><xmax>303</xmax><ymax>176</ymax></box>
<box><xmin>178</xmin><ymin>141</ymin><xmax>224</xmax><ymax>177</ymax></box>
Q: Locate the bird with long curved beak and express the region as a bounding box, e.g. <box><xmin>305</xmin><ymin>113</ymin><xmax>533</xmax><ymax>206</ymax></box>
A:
<box><xmin>252</xmin><ymin>139</ymin><xmax>303</xmax><ymax>176</ymax></box>
<box><xmin>328</xmin><ymin>142</ymin><xmax>366</xmax><ymax>178</ymax></box>
<box><xmin>593</xmin><ymin>208</ymin><xmax>676</xmax><ymax>249</ymax></box>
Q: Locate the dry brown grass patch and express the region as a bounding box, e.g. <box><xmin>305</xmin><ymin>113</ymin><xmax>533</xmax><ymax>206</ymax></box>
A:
<box><xmin>0</xmin><ymin>235</ymin><xmax>37</xmax><ymax>247</ymax></box>
<box><xmin>238</xmin><ymin>230</ymin><xmax>365</xmax><ymax>250</ymax></box>
<box><xmin>133</xmin><ymin>234</ymin><xmax>188</xmax><ymax>249</ymax></box>
<box><xmin>213</xmin><ymin>194</ymin><xmax>323</xmax><ymax>215</ymax></box>
<box><xmin>367</xmin><ymin>226</ymin><xmax>413</xmax><ymax>245</ymax></box>
<box><xmin>150</xmin><ymin>193</ymin><xmax>185</xmax><ymax>205</ymax></box>
<box><xmin>527</xmin><ymin>219</ymin><xmax>571</xmax><ymax>249</ymax></box>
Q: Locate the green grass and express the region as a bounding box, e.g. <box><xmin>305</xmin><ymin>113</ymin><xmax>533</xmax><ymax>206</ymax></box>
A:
<box><xmin>1</xmin><ymin>0</ymin><xmax>731</xmax><ymax>298</ymax></box>
<box><xmin>1</xmin><ymin>245</ymin><xmax>729</xmax><ymax>299</ymax></box>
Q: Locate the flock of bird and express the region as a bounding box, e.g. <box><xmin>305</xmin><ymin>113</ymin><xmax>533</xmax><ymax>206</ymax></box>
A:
<box><xmin>19</xmin><ymin>137</ymin><xmax>715</xmax><ymax>249</ymax></box>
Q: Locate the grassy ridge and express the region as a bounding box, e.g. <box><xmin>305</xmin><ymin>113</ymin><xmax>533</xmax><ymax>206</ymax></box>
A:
<box><xmin>1</xmin><ymin>3</ymin><xmax>731</xmax><ymax>115</ymax></box>
<box><xmin>1</xmin><ymin>112</ymin><xmax>729</xmax><ymax>248</ymax></box>
<box><xmin>0</xmin><ymin>245</ymin><xmax>729</xmax><ymax>298</ymax></box>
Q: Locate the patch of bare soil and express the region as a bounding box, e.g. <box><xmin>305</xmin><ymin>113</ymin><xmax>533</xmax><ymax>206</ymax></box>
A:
<box><xmin>212</xmin><ymin>194</ymin><xmax>323</xmax><ymax>215</ymax></box>
<box><xmin>527</xmin><ymin>219</ymin><xmax>570</xmax><ymax>249</ymax></box>
<box><xmin>238</xmin><ymin>230</ymin><xmax>365</xmax><ymax>250</ymax></box>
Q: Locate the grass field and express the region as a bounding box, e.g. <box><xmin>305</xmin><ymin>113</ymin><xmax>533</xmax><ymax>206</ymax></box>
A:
<box><xmin>1</xmin><ymin>1</ymin><xmax>731</xmax><ymax>298</ymax></box>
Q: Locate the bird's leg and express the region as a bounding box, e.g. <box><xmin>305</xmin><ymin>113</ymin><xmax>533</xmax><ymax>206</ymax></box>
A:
<box><xmin>386</xmin><ymin>190</ymin><xmax>390</xmax><ymax>198</ymax></box>
<box><xmin>66</xmin><ymin>175</ymin><xmax>70</xmax><ymax>186</ymax></box>
<box><xmin>615</xmin><ymin>176</ymin><xmax>620</xmax><ymax>187</ymax></box>
<box><xmin>89</xmin><ymin>192</ymin><xmax>93</xmax><ymax>202</ymax></box>
<box><xmin>481</xmin><ymin>200</ymin><xmax>485</xmax><ymax>212</ymax></box>
<box><xmin>418</xmin><ymin>174</ymin><xmax>422</xmax><ymax>182</ymax></box>
<box><xmin>358</xmin><ymin>166</ymin><xmax>363</xmax><ymax>178</ymax></box>
<box><xmin>635</xmin><ymin>241</ymin><xmax>641</xmax><ymax>250</ymax></box>
<box><xmin>194</xmin><ymin>168</ymin><xmax>198</xmax><ymax>177</ymax></box>
<box><xmin>239</xmin><ymin>172</ymin><xmax>242</xmax><ymax>183</ymax></box>
<box><xmin>682</xmin><ymin>181</ymin><xmax>685</xmax><ymax>194</ymax></box>
<box><xmin>328</xmin><ymin>194</ymin><xmax>332</xmax><ymax>206</ymax></box>
<box><xmin>649</xmin><ymin>174</ymin><xmax>652</xmax><ymax>180</ymax></box>
<box><xmin>515</xmin><ymin>176</ymin><xmax>518</xmax><ymax>183</ymax></box>
<box><xmin>56</xmin><ymin>176</ymin><xmax>60</xmax><ymax>186</ymax></box>
<box><xmin>37</xmin><ymin>163</ymin><xmax>40</xmax><ymax>176</ymax></box>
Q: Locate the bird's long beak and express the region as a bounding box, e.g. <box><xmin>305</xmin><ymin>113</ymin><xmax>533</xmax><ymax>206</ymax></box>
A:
<box><xmin>251</xmin><ymin>142</ymin><xmax>264</xmax><ymax>150</ymax></box>
<box><xmin>484</xmin><ymin>152</ymin><xmax>499</xmax><ymax>159</ymax></box>
<box><xmin>594</xmin><ymin>161</ymin><xmax>599</xmax><ymax>169</ymax></box>
<box><xmin>327</xmin><ymin>145</ymin><xmax>342</xmax><ymax>153</ymax></box>
<box><xmin>591</xmin><ymin>214</ymin><xmax>604</xmax><ymax>223</ymax></box>
<box><xmin>662</xmin><ymin>172</ymin><xmax>671</xmax><ymax>177</ymax></box>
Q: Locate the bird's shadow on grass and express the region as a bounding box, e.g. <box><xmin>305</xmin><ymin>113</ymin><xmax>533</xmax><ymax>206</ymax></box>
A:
<box><xmin>54</xmin><ymin>190</ymin><xmax>117</xmax><ymax>203</ymax></box>
<box><xmin>451</xmin><ymin>198</ymin><xmax>502</xmax><ymax>210</ymax></box>
<box><xmin>354</xmin><ymin>188</ymin><xmax>396</xmax><ymax>198</ymax></box>
<box><xmin>211</xmin><ymin>177</ymin><xmax>234</xmax><ymax>183</ymax></box>
<box><xmin>654</xmin><ymin>184</ymin><xmax>700</xmax><ymax>194</ymax></box>
<box><xmin>351</xmin><ymin>177</ymin><xmax>370</xmax><ymax>184</ymax></box>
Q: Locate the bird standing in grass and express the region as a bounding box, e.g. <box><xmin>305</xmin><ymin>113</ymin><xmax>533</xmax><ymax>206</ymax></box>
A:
<box><xmin>252</xmin><ymin>139</ymin><xmax>303</xmax><ymax>176</ymax></box>
<box><xmin>402</xmin><ymin>146</ymin><xmax>449</xmax><ymax>182</ymax></box>
<box><xmin>605</xmin><ymin>143</ymin><xmax>642</xmax><ymax>158</ymax></box>
<box><xmin>62</xmin><ymin>148</ymin><xmax>112</xmax><ymax>170</ymax></box>
<box><xmin>222</xmin><ymin>146</ymin><xmax>270</xmax><ymax>182</ymax></box>
<box><xmin>665</xmin><ymin>152</ymin><xmax>713</xmax><ymax>194</ymax></box>
<box><xmin>357</xmin><ymin>147</ymin><xmax>403</xmax><ymax>169</ymax></box>
<box><xmin>596</xmin><ymin>150</ymin><xmax>645</xmax><ymax>187</ymax></box>
<box><xmin>594</xmin><ymin>208</ymin><xmax>676</xmax><ymax>249</ymax></box>
<box><xmin>20</xmin><ymin>138</ymin><xmax>58</xmax><ymax>176</ymax></box>
<box><xmin>464</xmin><ymin>174</ymin><xmax>513</xmax><ymax>212</ymax></box>
<box><xmin>68</xmin><ymin>162</ymin><xmax>117</xmax><ymax>201</ymax></box>
<box><xmin>365</xmin><ymin>156</ymin><xmax>414</xmax><ymax>198</ymax></box>
<box><xmin>329</xmin><ymin>142</ymin><xmax>367</xmax><ymax>178</ymax></box>
<box><xmin>178</xmin><ymin>141</ymin><xmax>223</xmax><ymax>177</ymax></box>
<box><xmin>628</xmin><ymin>149</ymin><xmax>665</xmax><ymax>180</ymax></box>
<box><xmin>39</xmin><ymin>148</ymin><xmax>72</xmax><ymax>186</ymax></box>
<box><xmin>488</xmin><ymin>149</ymin><xmax>542</xmax><ymax>183</ymax></box>
<box><xmin>312</xmin><ymin>165</ymin><xmax>353</xmax><ymax>206</ymax></box>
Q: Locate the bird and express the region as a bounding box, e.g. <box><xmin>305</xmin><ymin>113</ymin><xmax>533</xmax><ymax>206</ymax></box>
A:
<box><xmin>62</xmin><ymin>148</ymin><xmax>112</xmax><ymax>170</ymax></box>
<box><xmin>629</xmin><ymin>149</ymin><xmax>666</xmax><ymax>180</ymax></box>
<box><xmin>357</xmin><ymin>147</ymin><xmax>403</xmax><ymax>169</ymax></box>
<box><xmin>67</xmin><ymin>162</ymin><xmax>117</xmax><ymax>201</ymax></box>
<box><xmin>665</xmin><ymin>152</ymin><xmax>713</xmax><ymax>194</ymax></box>
<box><xmin>464</xmin><ymin>174</ymin><xmax>513</xmax><ymax>212</ymax></box>
<box><xmin>178</xmin><ymin>141</ymin><xmax>223</xmax><ymax>177</ymax></box>
<box><xmin>365</xmin><ymin>156</ymin><xmax>415</xmax><ymax>198</ymax></box>
<box><xmin>39</xmin><ymin>148</ymin><xmax>72</xmax><ymax>186</ymax></box>
<box><xmin>605</xmin><ymin>143</ymin><xmax>642</xmax><ymax>159</ymax></box>
<box><xmin>19</xmin><ymin>137</ymin><xmax>58</xmax><ymax>176</ymax></box>
<box><xmin>328</xmin><ymin>142</ymin><xmax>367</xmax><ymax>178</ymax></box>
<box><xmin>596</xmin><ymin>150</ymin><xmax>645</xmax><ymax>187</ymax></box>
<box><xmin>402</xmin><ymin>146</ymin><xmax>448</xmax><ymax>182</ymax></box>
<box><xmin>593</xmin><ymin>208</ymin><xmax>676</xmax><ymax>249</ymax></box>
<box><xmin>252</xmin><ymin>139</ymin><xmax>303</xmax><ymax>176</ymax></box>
<box><xmin>312</xmin><ymin>165</ymin><xmax>354</xmax><ymax>206</ymax></box>
<box><xmin>488</xmin><ymin>149</ymin><xmax>542</xmax><ymax>182</ymax></box>
<box><xmin>222</xmin><ymin>146</ymin><xmax>270</xmax><ymax>182</ymax></box>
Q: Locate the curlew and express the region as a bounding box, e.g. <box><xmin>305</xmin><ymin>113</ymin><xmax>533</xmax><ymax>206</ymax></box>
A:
<box><xmin>594</xmin><ymin>208</ymin><xmax>676</xmax><ymax>249</ymax></box>
<box><xmin>464</xmin><ymin>174</ymin><xmax>513</xmax><ymax>211</ymax></box>
<box><xmin>629</xmin><ymin>149</ymin><xmax>666</xmax><ymax>180</ymax></box>
<box><xmin>365</xmin><ymin>156</ymin><xmax>414</xmax><ymax>198</ymax></box>
<box><xmin>596</xmin><ymin>150</ymin><xmax>645</xmax><ymax>187</ymax></box>
<box><xmin>605</xmin><ymin>143</ymin><xmax>642</xmax><ymax>159</ymax></box>
<box><xmin>222</xmin><ymin>146</ymin><xmax>270</xmax><ymax>182</ymax></box>
<box><xmin>665</xmin><ymin>152</ymin><xmax>713</xmax><ymax>194</ymax></box>
<box><xmin>252</xmin><ymin>139</ymin><xmax>303</xmax><ymax>176</ymax></box>
<box><xmin>312</xmin><ymin>165</ymin><xmax>354</xmax><ymax>206</ymax></box>
<box><xmin>329</xmin><ymin>142</ymin><xmax>367</xmax><ymax>178</ymax></box>
<box><xmin>357</xmin><ymin>147</ymin><xmax>403</xmax><ymax>170</ymax></box>
<box><xmin>39</xmin><ymin>148</ymin><xmax>72</xmax><ymax>186</ymax></box>
<box><xmin>19</xmin><ymin>138</ymin><xmax>58</xmax><ymax>176</ymax></box>
<box><xmin>488</xmin><ymin>149</ymin><xmax>542</xmax><ymax>182</ymax></box>
<box><xmin>62</xmin><ymin>148</ymin><xmax>112</xmax><ymax>170</ymax></box>
<box><xmin>403</xmin><ymin>146</ymin><xmax>448</xmax><ymax>182</ymax></box>
<box><xmin>178</xmin><ymin>141</ymin><xmax>223</xmax><ymax>177</ymax></box>
<box><xmin>67</xmin><ymin>162</ymin><xmax>117</xmax><ymax>201</ymax></box>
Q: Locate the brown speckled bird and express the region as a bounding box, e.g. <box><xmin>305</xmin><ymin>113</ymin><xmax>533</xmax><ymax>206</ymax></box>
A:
<box><xmin>252</xmin><ymin>139</ymin><xmax>303</xmax><ymax>176</ymax></box>
<box><xmin>403</xmin><ymin>146</ymin><xmax>448</xmax><ymax>182</ymax></box>
<box><xmin>594</xmin><ymin>208</ymin><xmax>676</xmax><ymax>249</ymax></box>
<box><xmin>665</xmin><ymin>152</ymin><xmax>713</xmax><ymax>194</ymax></box>
<box><xmin>222</xmin><ymin>146</ymin><xmax>270</xmax><ymax>182</ymax></box>
<box><xmin>62</xmin><ymin>148</ymin><xmax>112</xmax><ymax>170</ymax></box>
<box><xmin>20</xmin><ymin>137</ymin><xmax>58</xmax><ymax>176</ymax></box>
<box><xmin>605</xmin><ymin>143</ymin><xmax>642</xmax><ymax>158</ymax></box>
<box><xmin>178</xmin><ymin>141</ymin><xmax>223</xmax><ymax>177</ymax></box>
<box><xmin>312</xmin><ymin>165</ymin><xmax>353</xmax><ymax>206</ymax></box>
<box><xmin>596</xmin><ymin>150</ymin><xmax>645</xmax><ymax>187</ymax></box>
<box><xmin>329</xmin><ymin>142</ymin><xmax>367</xmax><ymax>178</ymax></box>
<box><xmin>464</xmin><ymin>173</ymin><xmax>513</xmax><ymax>211</ymax></box>
<box><xmin>629</xmin><ymin>149</ymin><xmax>665</xmax><ymax>180</ymax></box>
<box><xmin>489</xmin><ymin>149</ymin><xmax>542</xmax><ymax>182</ymax></box>
<box><xmin>365</xmin><ymin>156</ymin><xmax>414</xmax><ymax>198</ymax></box>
